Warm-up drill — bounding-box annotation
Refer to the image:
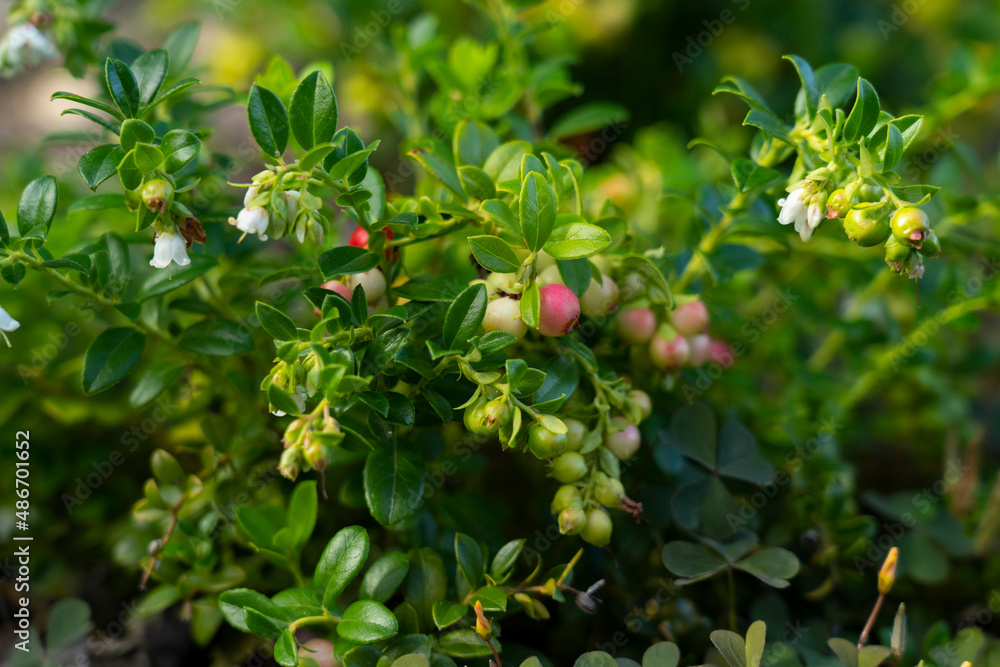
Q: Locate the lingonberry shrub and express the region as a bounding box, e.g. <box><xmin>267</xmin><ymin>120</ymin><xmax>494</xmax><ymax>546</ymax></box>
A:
<box><xmin>0</xmin><ymin>0</ymin><xmax>994</xmax><ymax>666</ymax></box>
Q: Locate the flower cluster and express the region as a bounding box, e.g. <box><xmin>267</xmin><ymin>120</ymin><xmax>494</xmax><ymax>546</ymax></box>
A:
<box><xmin>0</xmin><ymin>21</ymin><xmax>57</xmax><ymax>77</ymax></box>
<box><xmin>229</xmin><ymin>172</ymin><xmax>325</xmax><ymax>245</ymax></box>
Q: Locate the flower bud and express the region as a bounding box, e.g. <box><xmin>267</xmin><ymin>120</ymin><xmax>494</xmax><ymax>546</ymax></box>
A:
<box><xmin>303</xmin><ymin>436</ymin><xmax>330</xmax><ymax>471</ymax></box>
<box><xmin>527</xmin><ymin>422</ymin><xmax>568</xmax><ymax>459</ymax></box>
<box><xmin>649</xmin><ymin>330</ymin><xmax>689</xmax><ymax>368</ymax></box>
<box><xmin>878</xmin><ymin>546</ymin><xmax>898</xmax><ymax>594</ymax></box>
<box><xmin>279</xmin><ymin>446</ymin><xmax>302</xmax><ymax>481</ymax></box>
<box><xmin>473</xmin><ymin>601</ymin><xmax>491</xmax><ymax>641</ymax></box>
<box><xmin>538</xmin><ymin>284</ymin><xmax>581</xmax><ymax>337</ymax></box>
<box><xmin>558</xmin><ymin>507</ymin><xmax>587</xmax><ymax>535</ymax></box>
<box><xmin>563</xmin><ymin>418</ymin><xmax>588</xmax><ymax>451</ymax></box>
<box><xmin>605</xmin><ymin>417</ymin><xmax>641</xmax><ymax>460</ymax></box>
<box><xmin>347</xmin><ymin>268</ymin><xmax>387</xmax><ymax>303</ymax></box>
<box><xmin>890</xmin><ymin>207</ymin><xmax>930</xmax><ymax>249</ymax></box>
<box><xmin>616</xmin><ymin>308</ymin><xmax>657</xmax><ymax>344</ymax></box>
<box><xmin>843</xmin><ymin>203</ymin><xmax>891</xmax><ymax>247</ymax></box>
<box><xmin>580</xmin><ymin>508</ymin><xmax>613</xmax><ymax>547</ymax></box>
<box><xmin>483</xmin><ymin>296</ymin><xmax>528</xmax><ymax>339</ymax></box>
<box><xmin>551</xmin><ymin>484</ymin><xmax>582</xmax><ymax>513</ymax></box>
<box><xmin>551</xmin><ymin>452</ymin><xmax>588</xmax><ymax>483</ymax></box>
<box><xmin>670</xmin><ymin>300</ymin><xmax>709</xmax><ymax>336</ymax></box>
<box><xmin>580</xmin><ymin>275</ymin><xmax>618</xmax><ymax>319</ymax></box>
<box><xmin>594</xmin><ymin>474</ymin><xmax>625</xmax><ymax>508</ymax></box>
<box><xmin>141</xmin><ymin>179</ymin><xmax>174</xmax><ymax>213</ymax></box>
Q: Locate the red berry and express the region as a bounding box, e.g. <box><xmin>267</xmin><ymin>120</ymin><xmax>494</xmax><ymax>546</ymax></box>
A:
<box><xmin>349</xmin><ymin>226</ymin><xmax>396</xmax><ymax>260</ymax></box>
<box><xmin>538</xmin><ymin>284</ymin><xmax>581</xmax><ymax>337</ymax></box>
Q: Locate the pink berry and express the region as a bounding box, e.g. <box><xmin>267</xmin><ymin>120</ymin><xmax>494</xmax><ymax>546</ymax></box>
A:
<box><xmin>321</xmin><ymin>280</ymin><xmax>353</xmax><ymax>300</ymax></box>
<box><xmin>605</xmin><ymin>417</ymin><xmax>641</xmax><ymax>460</ymax></box>
<box><xmin>670</xmin><ymin>300</ymin><xmax>709</xmax><ymax>336</ymax></box>
<box><xmin>616</xmin><ymin>308</ymin><xmax>657</xmax><ymax>344</ymax></box>
<box><xmin>687</xmin><ymin>334</ymin><xmax>711</xmax><ymax>366</ymax></box>
<box><xmin>650</xmin><ymin>332</ymin><xmax>689</xmax><ymax>368</ymax></box>
<box><xmin>538</xmin><ymin>284</ymin><xmax>581</xmax><ymax>337</ymax></box>
<box><xmin>708</xmin><ymin>337</ymin><xmax>734</xmax><ymax>366</ymax></box>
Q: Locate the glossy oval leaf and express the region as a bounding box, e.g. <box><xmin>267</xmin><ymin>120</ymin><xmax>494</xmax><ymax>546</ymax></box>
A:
<box><xmin>82</xmin><ymin>327</ymin><xmax>146</xmax><ymax>394</ymax></box>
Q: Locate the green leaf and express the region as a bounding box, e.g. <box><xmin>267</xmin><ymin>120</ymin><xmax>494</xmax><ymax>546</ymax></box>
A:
<box><xmin>149</xmin><ymin>77</ymin><xmax>200</xmax><ymax>108</ymax></box>
<box><xmin>46</xmin><ymin>598</ymin><xmax>90</xmax><ymax>651</ymax></box>
<box><xmin>138</xmin><ymin>254</ymin><xmax>217</xmax><ymax>300</ymax></box>
<box><xmin>458</xmin><ymin>165</ymin><xmax>496</xmax><ymax>200</ymax></box>
<box><xmin>468</xmin><ymin>586</ymin><xmax>506</xmax><ymax>612</ymax></box>
<box><xmin>275</xmin><ymin>629</ymin><xmax>298</xmax><ymax>667</ymax></box>
<box><xmin>289</xmin><ymin>71</ymin><xmax>339</xmax><ymax>150</ymax></box>
<box><xmin>105</xmin><ymin>58</ymin><xmax>141</xmax><ymax>118</ymax></box>
<box><xmin>483</xmin><ymin>140</ymin><xmax>530</xmax><ymax>181</ymax></box>
<box><xmin>574</xmin><ymin>653</ymin><xmax>617</xmax><ymax>667</ymax></box>
<box><xmin>51</xmin><ymin>91</ymin><xmax>125</xmax><ymax>121</ymax></box>
<box><xmin>745</xmin><ymin>621</ymin><xmax>766</xmax><ymax>667</ymax></box>
<box><xmin>784</xmin><ymin>54</ymin><xmax>818</xmax><ymax>120</ymax></box>
<box><xmin>360</xmin><ymin>552</ymin><xmax>410</xmax><ymax>604</ymax></box>
<box><xmin>711</xmin><ymin>630</ymin><xmax>747</xmax><ymax>667</ymax></box>
<box><xmin>519</xmin><ymin>172</ymin><xmax>556</xmax><ymax>252</ymax></box>
<box><xmin>68</xmin><ymin>193</ymin><xmax>125</xmax><ymax>214</ymax></box>
<box><xmin>542</xmin><ymin>222</ymin><xmax>611</xmax><ymax>259</ymax></box>
<box><xmin>315</xmin><ymin>526</ymin><xmax>370</xmax><ymax>610</ymax></box>
<box><xmin>319</xmin><ymin>246</ymin><xmax>380</xmax><ymax>279</ymax></box>
<box><xmin>17</xmin><ymin>175</ymin><xmax>58</xmax><ymax>235</ymax></box>
<box><xmin>129</xmin><ymin>362</ymin><xmax>184</xmax><ymax>407</ymax></box>
<box><xmin>642</xmin><ymin>643</ymin><xmax>680</xmax><ymax>667</ymax></box>
<box><xmin>469</xmin><ymin>235</ymin><xmax>521</xmax><ymax>273</ymax></box>
<box><xmin>363</xmin><ymin>440</ymin><xmax>426</xmax><ymax>525</ymax></box>
<box><xmin>272</xmin><ymin>588</ymin><xmax>324</xmax><ymax>619</ymax></box>
<box><xmin>256</xmin><ymin>302</ymin><xmax>297</xmax><ymax>341</ymax></box>
<box><xmin>0</xmin><ymin>209</ymin><xmax>8</xmax><ymax>247</ymax></box>
<box><xmin>82</xmin><ymin>328</ymin><xmax>146</xmax><ymax>394</ymax></box>
<box><xmin>161</xmin><ymin>129</ymin><xmax>201</xmax><ymax>173</ymax></box>
<box><xmin>117</xmin><ymin>149</ymin><xmax>144</xmax><ymax>190</ymax></box>
<box><xmin>133</xmin><ymin>142</ymin><xmax>165</xmax><ymax>173</ymax></box>
<box><xmin>248</xmin><ymin>84</ymin><xmax>289</xmax><ymax>157</ymax></box>
<box><xmin>437</xmin><ymin>630</ymin><xmax>496</xmax><ymax>659</ymax></box>
<box><xmin>480</xmin><ymin>199</ymin><xmax>520</xmax><ymax>236</ymax></box>
<box><xmin>743</xmin><ymin>110</ymin><xmax>792</xmax><ymax>143</ymax></box>
<box><xmin>120</xmin><ymin>119</ymin><xmax>155</xmax><ymax>153</ymax></box>
<box><xmin>731</xmin><ymin>158</ymin><xmax>782</xmax><ymax>193</ymax></box>
<box><xmin>338</xmin><ymin>600</ymin><xmax>399</xmax><ymax>644</ymax></box>
<box><xmin>164</xmin><ymin>21</ymin><xmax>200</xmax><ymax>76</ymax></box>
<box><xmin>858</xmin><ymin>646</ymin><xmax>892</xmax><ymax>667</ymax></box>
<box><xmin>664</xmin><ymin>403</ymin><xmax>717</xmax><ymax>469</ymax></box>
<box><xmin>490</xmin><ymin>539</ymin><xmax>524</xmax><ymax>581</ymax></box>
<box><xmin>844</xmin><ymin>78</ymin><xmax>880</xmax><ymax>143</ymax></box>
<box><xmin>454</xmin><ymin>533</ymin><xmax>484</xmax><ymax>598</ymax></box>
<box><xmin>454</xmin><ymin>119</ymin><xmax>499</xmax><ymax>167</ymax></box>
<box><xmin>432</xmin><ymin>601</ymin><xmax>468</xmax><ymax>629</ymax></box>
<box><xmin>298</xmin><ymin>142</ymin><xmax>337</xmax><ymax>172</ymax></box>
<box><xmin>519</xmin><ymin>281</ymin><xmax>540</xmax><ymax>330</ymax></box>
<box><xmin>178</xmin><ymin>319</ymin><xmax>254</xmax><ymax>356</ymax></box>
<box><xmin>404</xmin><ymin>548</ymin><xmax>447</xmax><ymax>627</ymax></box>
<box><xmin>408</xmin><ymin>148</ymin><xmax>464</xmax><ymax>198</ymax></box>
<box><xmin>219</xmin><ymin>588</ymin><xmax>290</xmax><ymax>634</ymax></box>
<box><xmin>661</xmin><ymin>541</ymin><xmax>727</xmax><ymax>582</ymax></box>
<box><xmin>891</xmin><ymin>604</ymin><xmax>906</xmax><ymax>659</ymax></box>
<box><xmin>131</xmin><ymin>49</ymin><xmax>169</xmax><ymax>110</ymax></box>
<box><xmin>103</xmin><ymin>232</ymin><xmax>131</xmax><ymax>293</ymax></box>
<box><xmin>828</xmin><ymin>639</ymin><xmax>859</xmax><ymax>667</ymax></box>
<box><xmin>549</xmin><ymin>102</ymin><xmax>629</xmax><ymax>140</ymax></box>
<box><xmin>287</xmin><ymin>480</ymin><xmax>318</xmax><ymax>549</ymax></box>
<box><xmin>734</xmin><ymin>548</ymin><xmax>800</xmax><ymax>588</ymax></box>
<box><xmin>392</xmin><ymin>275</ymin><xmax>466</xmax><ymax>302</ymax></box>
<box><xmin>712</xmin><ymin>76</ymin><xmax>774</xmax><ymax>114</ymax></box>
<box><xmin>43</xmin><ymin>254</ymin><xmax>91</xmax><ymax>274</ymax></box>
<box><xmin>442</xmin><ymin>284</ymin><xmax>487</xmax><ymax>350</ymax></box>
<box><xmin>882</xmin><ymin>123</ymin><xmax>904</xmax><ymax>171</ymax></box>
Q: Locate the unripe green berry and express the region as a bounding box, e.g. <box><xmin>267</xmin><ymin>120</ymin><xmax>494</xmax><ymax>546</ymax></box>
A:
<box><xmin>558</xmin><ymin>507</ymin><xmax>587</xmax><ymax>535</ymax></box>
<box><xmin>527</xmin><ymin>422</ymin><xmax>568</xmax><ymax>459</ymax></box>
<box><xmin>580</xmin><ymin>508</ymin><xmax>613</xmax><ymax>547</ymax></box>
<box><xmin>142</xmin><ymin>178</ymin><xmax>174</xmax><ymax>213</ymax></box>
<box><xmin>463</xmin><ymin>397</ymin><xmax>497</xmax><ymax>436</ymax></box>
<box><xmin>890</xmin><ymin>207</ymin><xmax>930</xmax><ymax>249</ymax></box>
<box><xmin>594</xmin><ymin>474</ymin><xmax>625</xmax><ymax>508</ymax></box>
<box><xmin>827</xmin><ymin>189</ymin><xmax>851</xmax><ymax>217</ymax></box>
<box><xmin>563</xmin><ymin>418</ymin><xmax>587</xmax><ymax>451</ymax></box>
<box><xmin>843</xmin><ymin>203</ymin><xmax>891</xmax><ymax>247</ymax></box>
<box><xmin>917</xmin><ymin>230</ymin><xmax>941</xmax><ymax>257</ymax></box>
<box><xmin>483</xmin><ymin>399</ymin><xmax>511</xmax><ymax>430</ymax></box>
<box><xmin>551</xmin><ymin>452</ymin><xmax>588</xmax><ymax>483</ymax></box>
<box><xmin>884</xmin><ymin>233</ymin><xmax>910</xmax><ymax>263</ymax></box>
<box><xmin>551</xmin><ymin>484</ymin><xmax>582</xmax><ymax>513</ymax></box>
<box><xmin>628</xmin><ymin>390</ymin><xmax>652</xmax><ymax>421</ymax></box>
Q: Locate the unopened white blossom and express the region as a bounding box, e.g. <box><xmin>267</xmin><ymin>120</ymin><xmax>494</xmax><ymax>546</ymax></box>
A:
<box><xmin>150</xmin><ymin>231</ymin><xmax>191</xmax><ymax>269</ymax></box>
<box><xmin>778</xmin><ymin>188</ymin><xmax>824</xmax><ymax>242</ymax></box>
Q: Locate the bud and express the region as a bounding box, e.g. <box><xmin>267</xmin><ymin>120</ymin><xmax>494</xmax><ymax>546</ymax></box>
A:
<box><xmin>551</xmin><ymin>452</ymin><xmax>588</xmax><ymax>483</ymax></box>
<box><xmin>473</xmin><ymin>601</ymin><xmax>491</xmax><ymax>641</ymax></box>
<box><xmin>141</xmin><ymin>179</ymin><xmax>174</xmax><ymax>213</ymax></box>
<box><xmin>878</xmin><ymin>547</ymin><xmax>898</xmax><ymax>594</ymax></box>
<box><xmin>279</xmin><ymin>446</ymin><xmax>302</xmax><ymax>481</ymax></box>
<box><xmin>558</xmin><ymin>507</ymin><xmax>587</xmax><ymax>535</ymax></box>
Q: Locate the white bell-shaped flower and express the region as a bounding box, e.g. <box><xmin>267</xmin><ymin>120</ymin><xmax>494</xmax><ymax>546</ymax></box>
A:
<box><xmin>150</xmin><ymin>231</ymin><xmax>191</xmax><ymax>269</ymax></box>
<box><xmin>230</xmin><ymin>206</ymin><xmax>270</xmax><ymax>241</ymax></box>
<box><xmin>0</xmin><ymin>305</ymin><xmax>20</xmax><ymax>332</ymax></box>
<box><xmin>0</xmin><ymin>23</ymin><xmax>58</xmax><ymax>77</ymax></box>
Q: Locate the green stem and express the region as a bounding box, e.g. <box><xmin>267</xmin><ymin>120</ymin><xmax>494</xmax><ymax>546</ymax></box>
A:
<box><xmin>674</xmin><ymin>191</ymin><xmax>751</xmax><ymax>293</ymax></box>
<box><xmin>287</xmin><ymin>611</ymin><xmax>339</xmax><ymax>634</ymax></box>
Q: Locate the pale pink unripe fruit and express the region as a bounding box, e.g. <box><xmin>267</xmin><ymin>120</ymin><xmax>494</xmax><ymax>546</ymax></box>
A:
<box><xmin>670</xmin><ymin>300</ymin><xmax>709</xmax><ymax>336</ymax></box>
<box><xmin>537</xmin><ymin>264</ymin><xmax>565</xmax><ymax>286</ymax></box>
<box><xmin>605</xmin><ymin>417</ymin><xmax>641</xmax><ymax>460</ymax></box>
<box><xmin>580</xmin><ymin>275</ymin><xmax>618</xmax><ymax>318</ymax></box>
<box><xmin>298</xmin><ymin>638</ymin><xmax>337</xmax><ymax>667</ymax></box>
<box><xmin>616</xmin><ymin>308</ymin><xmax>657</xmax><ymax>344</ymax></box>
<box><xmin>347</xmin><ymin>269</ymin><xmax>387</xmax><ymax>303</ymax></box>
<box><xmin>650</xmin><ymin>332</ymin><xmax>689</xmax><ymax>368</ymax></box>
<box><xmin>687</xmin><ymin>333</ymin><xmax>711</xmax><ymax>366</ymax></box>
<box><xmin>538</xmin><ymin>284</ymin><xmax>580</xmax><ymax>337</ymax></box>
<box><xmin>708</xmin><ymin>337</ymin><xmax>734</xmax><ymax>366</ymax></box>
<box><xmin>321</xmin><ymin>280</ymin><xmax>353</xmax><ymax>300</ymax></box>
<box><xmin>536</xmin><ymin>250</ymin><xmax>557</xmax><ymax>272</ymax></box>
<box><xmin>483</xmin><ymin>297</ymin><xmax>528</xmax><ymax>339</ymax></box>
